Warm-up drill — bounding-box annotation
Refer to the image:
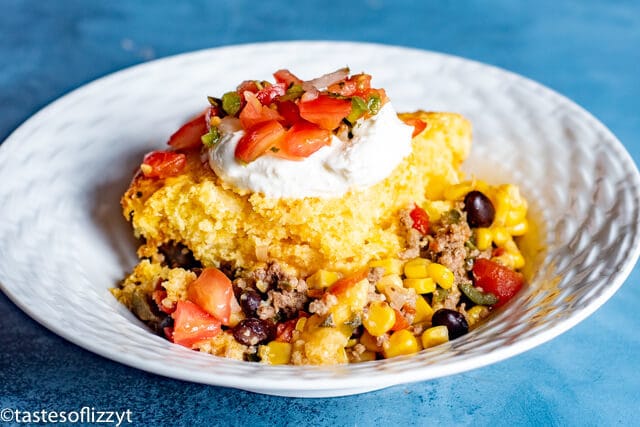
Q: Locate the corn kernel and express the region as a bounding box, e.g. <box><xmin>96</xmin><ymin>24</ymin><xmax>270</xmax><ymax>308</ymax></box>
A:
<box><xmin>444</xmin><ymin>181</ymin><xmax>474</xmax><ymax>201</ymax></box>
<box><xmin>306</xmin><ymin>269</ymin><xmax>341</xmax><ymax>289</ymax></box>
<box><xmin>491</xmin><ymin>226</ymin><xmax>511</xmax><ymax>246</ymax></box>
<box><xmin>404</xmin><ymin>257</ymin><xmax>431</xmax><ymax>279</ymax></box>
<box><xmin>360</xmin><ymin>330</ymin><xmax>382</xmax><ymax>352</ymax></box>
<box><xmin>295</xmin><ymin>317</ymin><xmax>307</xmax><ymax>332</ymax></box>
<box><xmin>507</xmin><ymin>219</ymin><xmax>529</xmax><ymax>236</ymax></box>
<box><xmin>358</xmin><ymin>350</ymin><xmax>377</xmax><ymax>362</ymax></box>
<box><xmin>421</xmin><ymin>326</ymin><xmax>449</xmax><ymax>348</ymax></box>
<box><xmin>258</xmin><ymin>341</ymin><xmax>292</xmax><ymax>365</ymax></box>
<box><xmin>475</xmin><ymin>227</ymin><xmax>493</xmax><ymax>251</ymax></box>
<box><xmin>376</xmin><ymin>274</ymin><xmax>404</xmax><ymax>293</ymax></box>
<box><xmin>383</xmin><ymin>329</ymin><xmax>421</xmax><ymax>358</ymax></box>
<box><xmin>369</xmin><ymin>258</ymin><xmax>404</xmax><ymax>276</ymax></box>
<box><xmin>466</xmin><ymin>305</ymin><xmax>490</xmax><ymax>328</ymax></box>
<box><xmin>346</xmin><ymin>338</ymin><xmax>358</xmax><ymax>348</ymax></box>
<box><xmin>403</xmin><ymin>277</ymin><xmax>436</xmax><ymax>294</ymax></box>
<box><xmin>413</xmin><ymin>295</ymin><xmax>434</xmax><ymax>324</ymax></box>
<box><xmin>363</xmin><ymin>301</ymin><xmax>396</xmax><ymax>337</ymax></box>
<box><xmin>506</xmin><ymin>206</ymin><xmax>527</xmax><ymax>226</ymax></box>
<box><xmin>473</xmin><ymin>179</ymin><xmax>491</xmax><ymax>195</ymax></box>
<box><xmin>426</xmin><ymin>263</ymin><xmax>455</xmax><ymax>289</ymax></box>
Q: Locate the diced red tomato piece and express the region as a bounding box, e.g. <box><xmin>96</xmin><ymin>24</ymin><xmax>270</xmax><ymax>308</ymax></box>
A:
<box><xmin>298</xmin><ymin>94</ymin><xmax>352</xmax><ymax>130</ymax></box>
<box><xmin>239</xmin><ymin>92</ymin><xmax>283</xmax><ymax>129</ymax></box>
<box><xmin>187</xmin><ymin>267</ymin><xmax>234</xmax><ymax>324</ymax></box>
<box><xmin>391</xmin><ymin>308</ymin><xmax>410</xmax><ymax>331</ymax></box>
<box><xmin>409</xmin><ymin>204</ymin><xmax>430</xmax><ymax>235</ymax></box>
<box><xmin>273</xmin><ymin>69</ymin><xmax>303</xmax><ymax>86</ymax></box>
<box><xmin>152</xmin><ymin>289</ymin><xmax>175</xmax><ymax>314</ymax></box>
<box><xmin>472</xmin><ymin>258</ymin><xmax>524</xmax><ymax>307</ymax></box>
<box><xmin>327</xmin><ymin>73</ymin><xmax>372</xmax><ymax>97</ymax></box>
<box><xmin>141</xmin><ymin>151</ymin><xmax>186</xmax><ymax>179</ymax></box>
<box><xmin>235</xmin><ymin>120</ymin><xmax>286</xmax><ymax>163</ymax></box>
<box><xmin>276</xmin><ymin>100</ymin><xmax>301</xmax><ymax>126</ymax></box>
<box><xmin>328</xmin><ymin>268</ymin><xmax>370</xmax><ymax>296</ymax></box>
<box><xmin>255</xmin><ymin>82</ymin><xmax>286</xmax><ymax>105</ymax></box>
<box><xmin>167</xmin><ymin>111</ymin><xmax>209</xmax><ymax>150</ymax></box>
<box><xmin>275</xmin><ymin>318</ymin><xmax>298</xmax><ymax>343</ymax></box>
<box><xmin>278</xmin><ymin>120</ymin><xmax>331</xmax><ymax>159</ymax></box>
<box><xmin>402</xmin><ymin>117</ymin><xmax>427</xmax><ymax>138</ymax></box>
<box><xmin>171</xmin><ymin>300</ymin><xmax>222</xmax><ymax>348</ymax></box>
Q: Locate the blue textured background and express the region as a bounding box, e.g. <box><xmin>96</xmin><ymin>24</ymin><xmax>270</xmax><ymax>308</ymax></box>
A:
<box><xmin>1</xmin><ymin>1</ymin><xmax>639</xmax><ymax>425</ymax></box>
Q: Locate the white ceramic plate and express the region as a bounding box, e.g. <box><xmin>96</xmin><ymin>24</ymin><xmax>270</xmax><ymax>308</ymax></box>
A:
<box><xmin>1</xmin><ymin>41</ymin><xmax>639</xmax><ymax>397</ymax></box>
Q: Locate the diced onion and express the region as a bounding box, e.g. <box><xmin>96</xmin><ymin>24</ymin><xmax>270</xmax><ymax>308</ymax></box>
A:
<box><xmin>306</xmin><ymin>67</ymin><xmax>350</xmax><ymax>89</ymax></box>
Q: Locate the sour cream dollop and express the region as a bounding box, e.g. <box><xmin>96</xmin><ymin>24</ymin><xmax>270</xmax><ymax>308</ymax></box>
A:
<box><xmin>207</xmin><ymin>103</ymin><xmax>414</xmax><ymax>198</ymax></box>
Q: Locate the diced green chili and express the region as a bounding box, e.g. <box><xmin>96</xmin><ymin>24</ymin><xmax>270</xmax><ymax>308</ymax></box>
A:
<box><xmin>366</xmin><ymin>93</ymin><xmax>382</xmax><ymax>115</ymax></box>
<box><xmin>201</xmin><ymin>126</ymin><xmax>221</xmax><ymax>147</ymax></box>
<box><xmin>221</xmin><ymin>91</ymin><xmax>242</xmax><ymax>116</ymax></box>
<box><xmin>460</xmin><ymin>282</ymin><xmax>498</xmax><ymax>306</ymax></box>
<box><xmin>279</xmin><ymin>84</ymin><xmax>304</xmax><ymax>101</ymax></box>
<box><xmin>433</xmin><ymin>288</ymin><xmax>449</xmax><ymax>303</ymax></box>
<box><xmin>346</xmin><ymin>96</ymin><xmax>368</xmax><ymax>124</ymax></box>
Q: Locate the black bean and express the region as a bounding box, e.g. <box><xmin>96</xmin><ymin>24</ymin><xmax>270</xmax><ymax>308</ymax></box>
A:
<box><xmin>431</xmin><ymin>308</ymin><xmax>469</xmax><ymax>340</ymax></box>
<box><xmin>239</xmin><ymin>290</ymin><xmax>262</xmax><ymax>317</ymax></box>
<box><xmin>463</xmin><ymin>191</ymin><xmax>495</xmax><ymax>228</ymax></box>
<box><xmin>158</xmin><ymin>241</ymin><xmax>202</xmax><ymax>269</ymax></box>
<box><xmin>232</xmin><ymin>318</ymin><xmax>272</xmax><ymax>346</ymax></box>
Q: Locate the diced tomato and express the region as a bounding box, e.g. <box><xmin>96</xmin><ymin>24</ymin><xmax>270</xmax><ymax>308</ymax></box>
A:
<box><xmin>140</xmin><ymin>151</ymin><xmax>186</xmax><ymax>179</ymax></box>
<box><xmin>273</xmin><ymin>69</ymin><xmax>303</xmax><ymax>87</ymax></box>
<box><xmin>255</xmin><ymin>82</ymin><xmax>286</xmax><ymax>105</ymax></box>
<box><xmin>278</xmin><ymin>120</ymin><xmax>331</xmax><ymax>159</ymax></box>
<box><xmin>409</xmin><ymin>204</ymin><xmax>430</xmax><ymax>235</ymax></box>
<box><xmin>187</xmin><ymin>267</ymin><xmax>234</xmax><ymax>324</ymax></box>
<box><xmin>276</xmin><ymin>100</ymin><xmax>301</xmax><ymax>126</ymax></box>
<box><xmin>402</xmin><ymin>117</ymin><xmax>427</xmax><ymax>138</ymax></box>
<box><xmin>152</xmin><ymin>289</ymin><xmax>176</xmax><ymax>314</ymax></box>
<box><xmin>239</xmin><ymin>92</ymin><xmax>283</xmax><ymax>129</ymax></box>
<box><xmin>327</xmin><ymin>73</ymin><xmax>372</xmax><ymax>97</ymax></box>
<box><xmin>235</xmin><ymin>120</ymin><xmax>286</xmax><ymax>163</ymax></box>
<box><xmin>472</xmin><ymin>258</ymin><xmax>524</xmax><ymax>307</ymax></box>
<box><xmin>275</xmin><ymin>318</ymin><xmax>298</xmax><ymax>343</ymax></box>
<box><xmin>391</xmin><ymin>308</ymin><xmax>410</xmax><ymax>331</ymax></box>
<box><xmin>328</xmin><ymin>268</ymin><xmax>370</xmax><ymax>296</ymax></box>
<box><xmin>298</xmin><ymin>94</ymin><xmax>352</xmax><ymax>130</ymax></box>
<box><xmin>167</xmin><ymin>111</ymin><xmax>209</xmax><ymax>150</ymax></box>
<box><xmin>171</xmin><ymin>300</ymin><xmax>222</xmax><ymax>348</ymax></box>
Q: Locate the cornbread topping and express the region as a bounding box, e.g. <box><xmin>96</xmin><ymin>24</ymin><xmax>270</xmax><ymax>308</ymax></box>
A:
<box><xmin>208</xmin><ymin>103</ymin><xmax>413</xmax><ymax>198</ymax></box>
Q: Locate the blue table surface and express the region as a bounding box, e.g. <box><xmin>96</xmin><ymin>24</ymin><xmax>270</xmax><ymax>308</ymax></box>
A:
<box><xmin>1</xmin><ymin>1</ymin><xmax>639</xmax><ymax>425</ymax></box>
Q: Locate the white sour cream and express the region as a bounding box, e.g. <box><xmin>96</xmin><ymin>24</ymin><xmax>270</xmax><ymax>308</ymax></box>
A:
<box><xmin>207</xmin><ymin>103</ymin><xmax>414</xmax><ymax>198</ymax></box>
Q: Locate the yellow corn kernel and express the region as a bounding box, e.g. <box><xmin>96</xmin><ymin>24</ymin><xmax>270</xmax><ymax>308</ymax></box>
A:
<box><xmin>363</xmin><ymin>301</ymin><xmax>397</xmax><ymax>337</ymax></box>
<box><xmin>421</xmin><ymin>326</ymin><xmax>449</xmax><ymax>348</ymax></box>
<box><xmin>375</xmin><ymin>274</ymin><xmax>404</xmax><ymax>293</ymax></box>
<box><xmin>403</xmin><ymin>277</ymin><xmax>436</xmax><ymax>294</ymax></box>
<box><xmin>258</xmin><ymin>341</ymin><xmax>292</xmax><ymax>365</ymax></box>
<box><xmin>360</xmin><ymin>330</ymin><xmax>383</xmax><ymax>352</ymax></box>
<box><xmin>506</xmin><ymin>218</ymin><xmax>529</xmax><ymax>236</ymax></box>
<box><xmin>404</xmin><ymin>257</ymin><xmax>431</xmax><ymax>279</ymax></box>
<box><xmin>491</xmin><ymin>226</ymin><xmax>511</xmax><ymax>246</ymax></box>
<box><xmin>383</xmin><ymin>329</ymin><xmax>421</xmax><ymax>358</ymax></box>
<box><xmin>346</xmin><ymin>338</ymin><xmax>358</xmax><ymax>348</ymax></box>
<box><xmin>444</xmin><ymin>181</ymin><xmax>474</xmax><ymax>201</ymax></box>
<box><xmin>506</xmin><ymin>206</ymin><xmax>527</xmax><ymax>226</ymax></box>
<box><xmin>475</xmin><ymin>227</ymin><xmax>493</xmax><ymax>251</ymax></box>
<box><xmin>369</xmin><ymin>258</ymin><xmax>404</xmax><ymax>276</ymax></box>
<box><xmin>413</xmin><ymin>295</ymin><xmax>434</xmax><ymax>324</ymax></box>
<box><xmin>473</xmin><ymin>179</ymin><xmax>491</xmax><ymax>195</ymax></box>
<box><xmin>423</xmin><ymin>200</ymin><xmax>454</xmax><ymax>222</ymax></box>
<box><xmin>306</xmin><ymin>269</ymin><xmax>341</xmax><ymax>289</ymax></box>
<box><xmin>426</xmin><ymin>263</ymin><xmax>455</xmax><ymax>289</ymax></box>
<box><xmin>466</xmin><ymin>305</ymin><xmax>490</xmax><ymax>328</ymax></box>
<box><xmin>295</xmin><ymin>317</ymin><xmax>307</xmax><ymax>332</ymax></box>
<box><xmin>358</xmin><ymin>350</ymin><xmax>377</xmax><ymax>362</ymax></box>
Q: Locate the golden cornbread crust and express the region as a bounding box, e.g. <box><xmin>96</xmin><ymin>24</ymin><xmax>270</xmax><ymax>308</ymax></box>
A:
<box><xmin>122</xmin><ymin>112</ymin><xmax>472</xmax><ymax>277</ymax></box>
